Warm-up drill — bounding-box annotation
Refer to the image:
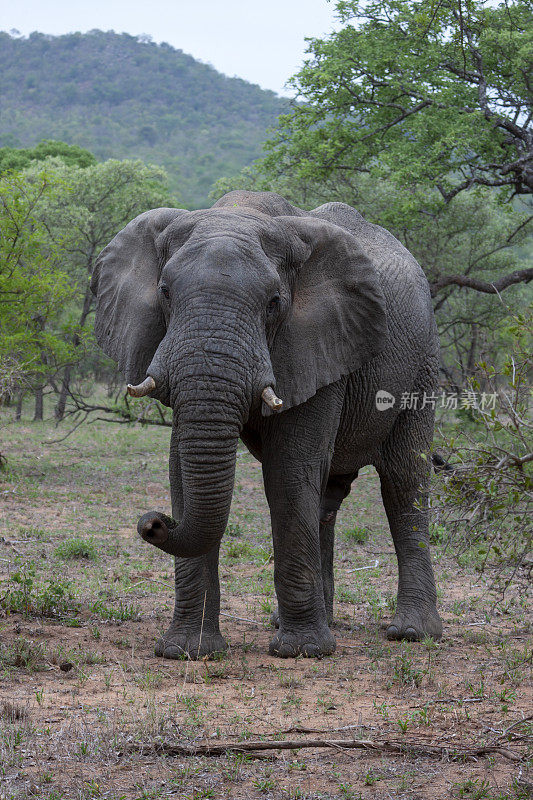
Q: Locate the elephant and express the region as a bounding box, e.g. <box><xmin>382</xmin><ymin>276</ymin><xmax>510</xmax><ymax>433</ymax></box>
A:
<box><xmin>90</xmin><ymin>190</ymin><xmax>443</xmax><ymax>659</ymax></box>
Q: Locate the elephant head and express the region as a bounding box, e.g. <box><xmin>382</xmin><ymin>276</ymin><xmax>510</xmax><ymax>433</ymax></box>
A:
<box><xmin>90</xmin><ymin>193</ymin><xmax>387</xmax><ymax>559</ymax></box>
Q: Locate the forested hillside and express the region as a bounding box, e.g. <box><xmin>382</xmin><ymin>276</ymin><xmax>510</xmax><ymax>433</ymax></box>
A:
<box><xmin>0</xmin><ymin>30</ymin><xmax>287</xmax><ymax>207</ymax></box>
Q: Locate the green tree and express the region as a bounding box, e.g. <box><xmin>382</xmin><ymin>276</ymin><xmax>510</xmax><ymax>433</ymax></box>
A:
<box><xmin>0</xmin><ymin>30</ymin><xmax>287</xmax><ymax>207</ymax></box>
<box><xmin>23</xmin><ymin>158</ymin><xmax>173</xmax><ymax>418</ymax></box>
<box><xmin>214</xmin><ymin>0</ymin><xmax>532</xmax><ymax>374</ymax></box>
<box><xmin>0</xmin><ymin>171</ymin><xmax>73</xmax><ymax>416</ymax></box>
<box><xmin>0</xmin><ymin>140</ymin><xmax>96</xmax><ymax>173</ymax></box>
<box><xmin>264</xmin><ymin>0</ymin><xmax>532</xmax><ymax>204</ymax></box>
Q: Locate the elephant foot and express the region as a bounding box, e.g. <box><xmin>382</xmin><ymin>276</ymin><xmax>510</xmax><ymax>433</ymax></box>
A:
<box><xmin>271</xmin><ymin>607</ymin><xmax>333</xmax><ymax>628</ymax></box>
<box><xmin>269</xmin><ymin>626</ymin><xmax>336</xmax><ymax>658</ymax></box>
<box><xmin>155</xmin><ymin>626</ymin><xmax>228</xmax><ymax>660</ymax></box>
<box><xmin>386</xmin><ymin>603</ymin><xmax>442</xmax><ymax>642</ymax></box>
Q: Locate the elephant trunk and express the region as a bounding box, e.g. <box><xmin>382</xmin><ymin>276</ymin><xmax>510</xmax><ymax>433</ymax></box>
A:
<box><xmin>138</xmin><ymin>415</ymin><xmax>240</xmax><ymax>558</ymax></box>
<box><xmin>138</xmin><ymin>321</ymin><xmax>257</xmax><ymax>557</ymax></box>
<box><xmin>136</xmin><ymin>292</ymin><xmax>278</xmax><ymax>558</ymax></box>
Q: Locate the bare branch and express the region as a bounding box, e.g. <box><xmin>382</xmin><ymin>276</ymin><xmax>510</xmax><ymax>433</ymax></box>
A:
<box><xmin>123</xmin><ymin>735</ymin><xmax>522</xmax><ymax>762</ymax></box>
<box><xmin>431</xmin><ymin>267</ymin><xmax>533</xmax><ymax>296</ymax></box>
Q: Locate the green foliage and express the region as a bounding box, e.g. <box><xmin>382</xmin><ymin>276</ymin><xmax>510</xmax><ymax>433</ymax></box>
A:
<box><xmin>0</xmin><ymin>170</ymin><xmax>74</xmax><ymax>394</ymax></box>
<box><xmin>0</xmin><ymin>637</ymin><xmax>49</xmax><ymax>671</ymax></box>
<box><xmin>0</xmin><ymin>140</ymin><xmax>96</xmax><ymax>172</ymax></box>
<box><xmin>225</xmin><ymin>522</ymin><xmax>243</xmax><ymax>537</ymax></box>
<box><xmin>389</xmin><ymin>645</ymin><xmax>425</xmax><ymax>687</ymax></box>
<box><xmin>89</xmin><ymin>599</ymin><xmax>141</xmax><ymax>621</ymax></box>
<box><xmin>54</xmin><ymin>537</ymin><xmax>98</xmax><ymax>561</ymax></box>
<box><xmin>452</xmin><ymin>777</ymin><xmax>491</xmax><ymax>799</ymax></box>
<box><xmin>433</xmin><ymin>309</ymin><xmax>532</xmax><ymax>587</ymax></box>
<box><xmin>0</xmin><ymin>563</ymin><xmax>75</xmax><ymax>618</ymax></box>
<box><xmin>0</xmin><ymin>154</ymin><xmax>172</xmax><ymax>412</ymax></box>
<box><xmin>261</xmin><ymin>0</ymin><xmax>532</xmax><ymax>203</ymax></box>
<box><xmin>344</xmin><ymin>525</ymin><xmax>371</xmax><ymax>544</ymax></box>
<box><xmin>214</xmin><ymin>2</ymin><xmax>532</xmax><ymax>382</ymax></box>
<box><xmin>0</xmin><ymin>30</ymin><xmax>287</xmax><ymax>208</ymax></box>
<box><xmin>23</xmin><ymin>156</ymin><xmax>173</xmax><ymax>394</ymax></box>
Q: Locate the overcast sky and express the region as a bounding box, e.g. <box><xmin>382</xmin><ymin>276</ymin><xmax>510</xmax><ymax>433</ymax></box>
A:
<box><xmin>4</xmin><ymin>0</ymin><xmax>341</xmax><ymax>96</ymax></box>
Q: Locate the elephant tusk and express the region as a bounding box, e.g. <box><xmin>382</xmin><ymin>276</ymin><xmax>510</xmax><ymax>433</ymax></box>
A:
<box><xmin>262</xmin><ymin>386</ymin><xmax>283</xmax><ymax>412</ymax></box>
<box><xmin>127</xmin><ymin>376</ymin><xmax>156</xmax><ymax>398</ymax></box>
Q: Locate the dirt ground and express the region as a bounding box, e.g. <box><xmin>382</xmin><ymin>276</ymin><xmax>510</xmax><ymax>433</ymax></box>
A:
<box><xmin>0</xmin><ymin>405</ymin><xmax>531</xmax><ymax>800</ymax></box>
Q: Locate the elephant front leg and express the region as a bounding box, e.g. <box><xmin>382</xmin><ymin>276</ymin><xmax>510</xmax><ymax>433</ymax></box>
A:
<box><xmin>262</xmin><ymin>388</ymin><xmax>345</xmax><ymax>658</ymax></box>
<box><xmin>154</xmin><ymin>426</ymin><xmax>227</xmax><ymax>660</ymax></box>
<box><xmin>155</xmin><ymin>547</ymin><xmax>228</xmax><ymax>660</ymax></box>
<box><xmin>266</xmin><ymin>473</ymin><xmax>335</xmax><ymax>658</ymax></box>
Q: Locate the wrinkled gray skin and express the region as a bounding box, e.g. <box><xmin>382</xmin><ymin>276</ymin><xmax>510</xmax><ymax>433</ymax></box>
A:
<box><xmin>91</xmin><ymin>191</ymin><xmax>442</xmax><ymax>659</ymax></box>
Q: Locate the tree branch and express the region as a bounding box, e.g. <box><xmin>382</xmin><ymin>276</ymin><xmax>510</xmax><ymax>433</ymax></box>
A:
<box><xmin>431</xmin><ymin>267</ymin><xmax>533</xmax><ymax>296</ymax></box>
<box><xmin>124</xmin><ymin>735</ymin><xmax>522</xmax><ymax>762</ymax></box>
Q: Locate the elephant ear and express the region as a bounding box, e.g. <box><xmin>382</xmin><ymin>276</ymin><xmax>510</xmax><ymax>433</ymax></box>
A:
<box><xmin>91</xmin><ymin>208</ymin><xmax>187</xmax><ymax>385</ymax></box>
<box><xmin>270</xmin><ymin>216</ymin><xmax>388</xmax><ymax>411</ymax></box>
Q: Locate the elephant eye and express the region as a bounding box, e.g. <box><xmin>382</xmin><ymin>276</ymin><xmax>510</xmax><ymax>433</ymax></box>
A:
<box><xmin>267</xmin><ymin>293</ymin><xmax>280</xmax><ymax>314</ymax></box>
<box><xmin>160</xmin><ymin>285</ymin><xmax>170</xmax><ymax>300</ymax></box>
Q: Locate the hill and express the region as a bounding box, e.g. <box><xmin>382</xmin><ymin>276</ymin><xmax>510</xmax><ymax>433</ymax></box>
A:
<box><xmin>0</xmin><ymin>30</ymin><xmax>288</xmax><ymax>207</ymax></box>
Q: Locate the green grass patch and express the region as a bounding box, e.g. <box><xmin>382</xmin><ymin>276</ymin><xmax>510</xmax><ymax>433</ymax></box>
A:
<box><xmin>0</xmin><ymin>563</ymin><xmax>77</xmax><ymax>619</ymax></box>
<box><xmin>54</xmin><ymin>536</ymin><xmax>98</xmax><ymax>561</ymax></box>
<box><xmin>343</xmin><ymin>525</ymin><xmax>371</xmax><ymax>544</ymax></box>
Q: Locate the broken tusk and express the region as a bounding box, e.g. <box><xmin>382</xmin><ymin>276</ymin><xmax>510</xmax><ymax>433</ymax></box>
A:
<box><xmin>262</xmin><ymin>386</ymin><xmax>283</xmax><ymax>412</ymax></box>
<box><xmin>127</xmin><ymin>376</ymin><xmax>156</xmax><ymax>398</ymax></box>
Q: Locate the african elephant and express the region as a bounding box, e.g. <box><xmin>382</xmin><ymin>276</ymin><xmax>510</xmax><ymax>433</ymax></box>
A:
<box><xmin>90</xmin><ymin>190</ymin><xmax>443</xmax><ymax>659</ymax></box>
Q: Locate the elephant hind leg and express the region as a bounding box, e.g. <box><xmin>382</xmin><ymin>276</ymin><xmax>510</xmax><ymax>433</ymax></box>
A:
<box><xmin>319</xmin><ymin>473</ymin><xmax>357</xmax><ymax>625</ymax></box>
<box><xmin>376</xmin><ymin>404</ymin><xmax>442</xmax><ymax>642</ymax></box>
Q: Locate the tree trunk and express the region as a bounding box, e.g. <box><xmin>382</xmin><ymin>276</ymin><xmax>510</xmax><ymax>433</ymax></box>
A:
<box><xmin>15</xmin><ymin>392</ymin><xmax>23</xmax><ymax>421</ymax></box>
<box><xmin>34</xmin><ymin>387</ymin><xmax>43</xmax><ymax>421</ymax></box>
<box><xmin>55</xmin><ymin>366</ymin><xmax>72</xmax><ymax>421</ymax></box>
<box><xmin>54</xmin><ymin>283</ymin><xmax>94</xmax><ymax>420</ymax></box>
<box><xmin>466</xmin><ymin>323</ymin><xmax>478</xmax><ymax>377</ymax></box>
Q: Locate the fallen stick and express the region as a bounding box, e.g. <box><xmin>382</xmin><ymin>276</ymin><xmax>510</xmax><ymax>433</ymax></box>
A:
<box><xmin>126</xmin><ymin>737</ymin><xmax>521</xmax><ymax>762</ymax></box>
<box><xmin>345</xmin><ymin>560</ymin><xmax>379</xmax><ymax>573</ymax></box>
<box><xmin>412</xmin><ymin>697</ymin><xmax>484</xmax><ymax>705</ymax></box>
<box><xmin>220</xmin><ymin>611</ymin><xmax>261</xmax><ymax>625</ymax></box>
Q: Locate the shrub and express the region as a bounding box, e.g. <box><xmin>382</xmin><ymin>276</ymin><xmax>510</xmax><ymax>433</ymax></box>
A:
<box><xmin>432</xmin><ymin>310</ymin><xmax>532</xmax><ymax>593</ymax></box>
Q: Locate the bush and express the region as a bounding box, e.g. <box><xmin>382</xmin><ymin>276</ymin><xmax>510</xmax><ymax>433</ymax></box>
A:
<box><xmin>432</xmin><ymin>310</ymin><xmax>532</xmax><ymax>591</ymax></box>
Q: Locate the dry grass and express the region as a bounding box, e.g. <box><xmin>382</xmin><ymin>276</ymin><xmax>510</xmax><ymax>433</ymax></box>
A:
<box><xmin>0</xmin><ymin>396</ymin><xmax>531</xmax><ymax>799</ymax></box>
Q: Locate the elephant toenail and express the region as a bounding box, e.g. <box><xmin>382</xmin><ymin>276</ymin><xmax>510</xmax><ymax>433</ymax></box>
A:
<box><xmin>386</xmin><ymin>625</ymin><xmax>399</xmax><ymax>640</ymax></box>
<box><xmin>404</xmin><ymin>627</ymin><xmax>418</xmax><ymax>640</ymax></box>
